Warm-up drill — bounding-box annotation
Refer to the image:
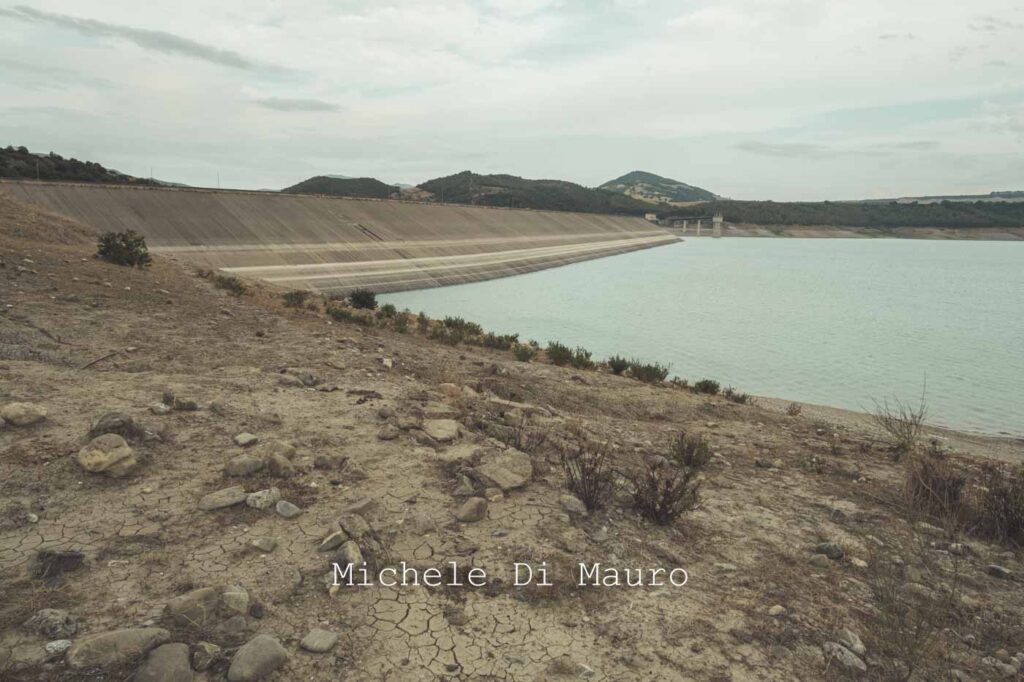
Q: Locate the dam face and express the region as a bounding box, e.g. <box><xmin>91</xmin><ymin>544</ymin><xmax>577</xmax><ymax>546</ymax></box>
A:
<box><xmin>2</xmin><ymin>181</ymin><xmax>679</xmax><ymax>293</ymax></box>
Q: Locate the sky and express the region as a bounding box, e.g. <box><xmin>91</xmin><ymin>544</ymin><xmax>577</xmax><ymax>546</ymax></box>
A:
<box><xmin>1</xmin><ymin>0</ymin><xmax>1023</xmax><ymax>200</ymax></box>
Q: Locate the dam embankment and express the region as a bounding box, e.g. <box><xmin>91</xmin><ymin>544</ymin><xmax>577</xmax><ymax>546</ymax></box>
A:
<box><xmin>1</xmin><ymin>180</ymin><xmax>678</xmax><ymax>293</ymax></box>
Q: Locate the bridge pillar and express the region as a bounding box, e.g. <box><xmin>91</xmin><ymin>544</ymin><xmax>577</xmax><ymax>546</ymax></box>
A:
<box><xmin>696</xmin><ymin>219</ymin><xmax>702</xmax><ymax>236</ymax></box>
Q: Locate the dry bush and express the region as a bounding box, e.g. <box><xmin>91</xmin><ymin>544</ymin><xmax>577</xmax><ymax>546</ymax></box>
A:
<box><xmin>971</xmin><ymin>463</ymin><xmax>1024</xmax><ymax>546</ymax></box>
<box><xmin>559</xmin><ymin>436</ymin><xmax>616</xmax><ymax>512</ymax></box>
<box><xmin>903</xmin><ymin>451</ymin><xmax>966</xmax><ymax>529</ymax></box>
<box><xmin>785</xmin><ymin>402</ymin><xmax>803</xmax><ymax>417</ymax></box>
<box><xmin>669</xmin><ymin>430</ymin><xmax>712</xmax><ymax>470</ymax></box>
<box><xmin>871</xmin><ymin>393</ymin><xmax>927</xmax><ymax>460</ymax></box>
<box><xmin>632</xmin><ymin>462</ymin><xmax>701</xmax><ymax>525</ymax></box>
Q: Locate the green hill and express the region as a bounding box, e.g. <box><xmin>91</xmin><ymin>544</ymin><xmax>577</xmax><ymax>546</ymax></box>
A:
<box><xmin>418</xmin><ymin>171</ymin><xmax>654</xmax><ymax>215</ymax></box>
<box><xmin>599</xmin><ymin>170</ymin><xmax>717</xmax><ymax>203</ymax></box>
<box><xmin>282</xmin><ymin>175</ymin><xmax>398</xmax><ymax>199</ymax></box>
<box><xmin>0</xmin><ymin>145</ymin><xmax>155</xmax><ymax>185</ymax></box>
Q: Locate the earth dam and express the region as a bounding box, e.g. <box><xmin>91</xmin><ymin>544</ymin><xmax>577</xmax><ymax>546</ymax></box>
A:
<box><xmin>1</xmin><ymin>180</ymin><xmax>678</xmax><ymax>293</ymax></box>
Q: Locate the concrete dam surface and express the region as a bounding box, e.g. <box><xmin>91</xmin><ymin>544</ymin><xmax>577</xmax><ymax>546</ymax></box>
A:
<box><xmin>2</xmin><ymin>181</ymin><xmax>679</xmax><ymax>293</ymax></box>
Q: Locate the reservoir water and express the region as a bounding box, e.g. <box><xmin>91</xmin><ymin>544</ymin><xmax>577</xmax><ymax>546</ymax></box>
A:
<box><xmin>381</xmin><ymin>239</ymin><xmax>1024</xmax><ymax>437</ymax></box>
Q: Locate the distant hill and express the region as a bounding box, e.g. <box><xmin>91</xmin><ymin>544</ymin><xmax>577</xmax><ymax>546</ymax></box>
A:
<box><xmin>282</xmin><ymin>175</ymin><xmax>399</xmax><ymax>199</ymax></box>
<box><xmin>418</xmin><ymin>171</ymin><xmax>654</xmax><ymax>215</ymax></box>
<box><xmin>0</xmin><ymin>145</ymin><xmax>156</xmax><ymax>185</ymax></box>
<box><xmin>600</xmin><ymin>170</ymin><xmax>717</xmax><ymax>203</ymax></box>
<box><xmin>874</xmin><ymin>191</ymin><xmax>1024</xmax><ymax>205</ymax></box>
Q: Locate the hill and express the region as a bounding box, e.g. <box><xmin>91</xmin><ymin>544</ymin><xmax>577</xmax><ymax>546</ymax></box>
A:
<box><xmin>282</xmin><ymin>175</ymin><xmax>398</xmax><ymax>199</ymax></box>
<box><xmin>662</xmin><ymin>199</ymin><xmax>1024</xmax><ymax>229</ymax></box>
<box><xmin>600</xmin><ymin>170</ymin><xmax>717</xmax><ymax>203</ymax></box>
<box><xmin>418</xmin><ymin>171</ymin><xmax>654</xmax><ymax>214</ymax></box>
<box><xmin>0</xmin><ymin>145</ymin><xmax>155</xmax><ymax>185</ymax></box>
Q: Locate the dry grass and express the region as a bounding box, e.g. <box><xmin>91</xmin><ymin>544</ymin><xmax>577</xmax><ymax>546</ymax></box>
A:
<box><xmin>559</xmin><ymin>435</ymin><xmax>616</xmax><ymax>512</ymax></box>
<box><xmin>871</xmin><ymin>393</ymin><xmax>927</xmax><ymax>460</ymax></box>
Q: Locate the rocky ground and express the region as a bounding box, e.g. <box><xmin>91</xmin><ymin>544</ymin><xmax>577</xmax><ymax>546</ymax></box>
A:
<box><xmin>1</xmin><ymin>195</ymin><xmax>1023</xmax><ymax>680</ymax></box>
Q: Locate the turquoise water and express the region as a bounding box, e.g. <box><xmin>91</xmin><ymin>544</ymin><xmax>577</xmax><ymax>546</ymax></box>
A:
<box><xmin>381</xmin><ymin>239</ymin><xmax>1024</xmax><ymax>437</ymax></box>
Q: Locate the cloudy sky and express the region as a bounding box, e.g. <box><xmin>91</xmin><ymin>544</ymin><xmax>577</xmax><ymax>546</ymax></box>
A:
<box><xmin>1</xmin><ymin>0</ymin><xmax>1022</xmax><ymax>199</ymax></box>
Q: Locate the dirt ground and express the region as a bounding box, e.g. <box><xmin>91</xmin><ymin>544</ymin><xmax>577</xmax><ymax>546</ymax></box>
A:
<box><xmin>2</xmin><ymin>196</ymin><xmax>1023</xmax><ymax>681</ymax></box>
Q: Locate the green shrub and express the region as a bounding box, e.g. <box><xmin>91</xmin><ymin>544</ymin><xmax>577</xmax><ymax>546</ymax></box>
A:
<box><xmin>327</xmin><ymin>305</ymin><xmax>372</xmax><ymax>326</ymax></box>
<box><xmin>607</xmin><ymin>355</ymin><xmax>630</xmax><ymax>375</ymax></box>
<box><xmin>443</xmin><ymin>316</ymin><xmax>484</xmax><ymax>336</ymax></box>
<box><xmin>96</xmin><ymin>230</ymin><xmax>151</xmax><ymax>268</ymax></box>
<box><xmin>213</xmin><ymin>273</ymin><xmax>246</xmax><ymax>296</ymax></box>
<box><xmin>348</xmin><ymin>288</ymin><xmax>377</xmax><ymax>309</ymax></box>
<box><xmin>722</xmin><ymin>386</ymin><xmax>753</xmax><ymax>404</ymax></box>
<box><xmin>630</xmin><ymin>360</ymin><xmax>670</xmax><ymax>384</ymax></box>
<box><xmin>514</xmin><ymin>345</ymin><xmax>537</xmax><ymax>362</ymax></box>
<box><xmin>547</xmin><ymin>341</ymin><xmax>573</xmax><ymax>366</ymax></box>
<box><xmin>480</xmin><ymin>331</ymin><xmax>519</xmax><ymax>350</ymax></box>
<box><xmin>394</xmin><ymin>315</ymin><xmax>409</xmax><ymax>333</ymax></box>
<box><xmin>670</xmin><ymin>377</ymin><xmax>690</xmax><ymax>390</ymax></box>
<box><xmin>670</xmin><ymin>431</ymin><xmax>712</xmax><ymax>470</ymax></box>
<box><xmin>693</xmin><ymin>379</ymin><xmax>720</xmax><ymax>395</ymax></box>
<box><xmin>417</xmin><ymin>311</ymin><xmax>430</xmax><ymax>332</ymax></box>
<box><xmin>571</xmin><ymin>347</ymin><xmax>594</xmax><ymax>370</ymax></box>
<box><xmin>379</xmin><ymin>303</ymin><xmax>397</xmax><ymax>317</ymax></box>
<box><xmin>282</xmin><ymin>290</ymin><xmax>310</xmax><ymax>307</ymax></box>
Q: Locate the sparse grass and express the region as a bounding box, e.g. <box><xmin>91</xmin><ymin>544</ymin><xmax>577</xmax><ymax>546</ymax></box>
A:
<box><xmin>96</xmin><ymin>229</ymin><xmax>151</xmax><ymax>268</ymax></box>
<box><xmin>282</xmin><ymin>290</ymin><xmax>310</xmax><ymax>307</ymax></box>
<box><xmin>630</xmin><ymin>359</ymin><xmax>670</xmax><ymax>384</ymax></box>
<box><xmin>349</xmin><ymin>288</ymin><xmax>377</xmax><ymax>309</ymax></box>
<box><xmin>514</xmin><ymin>345</ymin><xmax>537</xmax><ymax>362</ymax></box>
<box><xmin>904</xmin><ymin>450</ymin><xmax>966</xmax><ymax>528</ymax></box>
<box><xmin>871</xmin><ymin>393</ymin><xmax>927</xmax><ymax>460</ymax></box>
<box><xmin>607</xmin><ymin>355</ymin><xmax>630</xmax><ymax>375</ymax></box>
<box><xmin>547</xmin><ymin>341</ymin><xmax>573</xmax><ymax>366</ymax></box>
<box><xmin>972</xmin><ymin>463</ymin><xmax>1024</xmax><ymax>546</ymax></box>
<box><xmin>559</xmin><ymin>436</ymin><xmax>616</xmax><ymax>512</ymax></box>
<box><xmin>212</xmin><ymin>273</ymin><xmax>246</xmax><ymax>296</ymax></box>
<box><xmin>693</xmin><ymin>378</ymin><xmax>720</xmax><ymax>395</ymax></box>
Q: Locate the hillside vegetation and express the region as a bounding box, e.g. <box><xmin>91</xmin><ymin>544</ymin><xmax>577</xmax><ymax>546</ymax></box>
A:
<box><xmin>600</xmin><ymin>170</ymin><xmax>717</xmax><ymax>203</ymax></box>
<box><xmin>282</xmin><ymin>175</ymin><xmax>398</xmax><ymax>199</ymax></box>
<box><xmin>0</xmin><ymin>146</ymin><xmax>154</xmax><ymax>185</ymax></box>
<box><xmin>664</xmin><ymin>199</ymin><xmax>1024</xmax><ymax>229</ymax></box>
<box><xmin>418</xmin><ymin>170</ymin><xmax>654</xmax><ymax>214</ymax></box>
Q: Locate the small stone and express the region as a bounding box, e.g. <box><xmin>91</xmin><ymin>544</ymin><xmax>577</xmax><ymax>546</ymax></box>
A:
<box><xmin>164</xmin><ymin>587</ymin><xmax>221</xmax><ymax>627</ymax></box>
<box><xmin>77</xmin><ymin>434</ymin><xmax>138</xmax><ymax>477</ymax></box>
<box><xmin>278</xmin><ymin>374</ymin><xmax>304</xmax><ymax>387</ymax></box>
<box><xmin>265</xmin><ymin>453</ymin><xmax>295</xmax><ymax>477</ymax></box>
<box><xmin>456</xmin><ymin>497</ymin><xmax>488</xmax><ymax>522</ymax></box>
<box><xmin>227</xmin><ymin>634</ymin><xmax>287</xmax><ymax>682</ymax></box>
<box><xmin>27</xmin><ymin>608</ymin><xmax>78</xmax><ymax>638</ymax></box>
<box><xmin>198</xmin><ymin>486</ymin><xmax>248</xmax><ymax>511</ymax></box>
<box><xmin>66</xmin><ymin>627</ymin><xmax>170</xmax><ymax>670</ymax></box>
<box><xmin>149</xmin><ymin>403</ymin><xmax>172</xmax><ymax>415</ymax></box>
<box><xmin>377</xmin><ymin>406</ymin><xmax>396</xmax><ymax>419</ymax></box>
<box><xmin>313</xmin><ymin>454</ymin><xmax>345</xmax><ymax>470</ymax></box>
<box><xmin>225</xmin><ymin>454</ymin><xmax>264</xmax><ymax>477</ymax></box>
<box><xmin>250</xmin><ymin>537</ymin><xmax>277</xmax><ymax>553</ymax></box>
<box><xmin>850</xmin><ymin>557</ymin><xmax>868</xmax><ymax>569</ymax></box>
<box><xmin>335</xmin><ymin>541</ymin><xmax>364</xmax><ymax>568</ymax></box>
<box><xmin>234</xmin><ymin>433</ymin><xmax>258</xmax><ymax>447</ymax></box>
<box><xmin>377</xmin><ymin>425</ymin><xmax>400</xmax><ymax>441</ymax></box>
<box><xmin>318</xmin><ymin>530</ymin><xmax>349</xmax><ymax>552</ymax></box>
<box><xmin>275</xmin><ymin>500</ymin><xmax>302</xmax><ymax>518</ymax></box>
<box><xmin>837</xmin><ymin>628</ymin><xmax>866</xmax><ymax>656</ymax></box>
<box><xmin>559</xmin><ymin>494</ymin><xmax>588</xmax><ymax>516</ymax></box>
<box><xmin>222</xmin><ymin>585</ymin><xmax>250</xmax><ymax>615</ymax></box>
<box><xmin>192</xmin><ymin>641</ymin><xmax>221</xmax><ymax>671</ymax></box>
<box><xmin>246</xmin><ymin>488</ymin><xmax>281</xmax><ymax>510</ymax></box>
<box><xmin>484</xmin><ymin>487</ymin><xmax>504</xmax><ymax>502</ymax></box>
<box><xmin>987</xmin><ymin>564</ymin><xmax>1012</xmax><ymax>579</ymax></box>
<box><xmin>422</xmin><ymin>419</ymin><xmax>460</xmax><ymax>443</ymax></box>
<box><xmin>1</xmin><ymin>402</ymin><xmax>47</xmax><ymax>426</ymax></box>
<box><xmin>754</xmin><ymin>458</ymin><xmax>774</xmax><ymax>468</ymax></box>
<box><xmin>300</xmin><ymin>628</ymin><xmax>339</xmax><ymax>653</ymax></box>
<box><xmin>134</xmin><ymin>642</ymin><xmax>192</xmax><ymax>682</ymax></box>
<box><xmin>822</xmin><ymin>642</ymin><xmax>867</xmax><ymax>672</ymax></box>
<box><xmin>768</xmin><ymin>605</ymin><xmax>786</xmax><ymax>617</ymax></box>
<box><xmin>45</xmin><ymin>639</ymin><xmax>72</xmax><ymax>656</ymax></box>
<box><xmin>453</xmin><ymin>475</ymin><xmax>475</xmax><ymax>496</ymax></box>
<box><xmin>809</xmin><ymin>553</ymin><xmax>832</xmax><ymax>568</ymax></box>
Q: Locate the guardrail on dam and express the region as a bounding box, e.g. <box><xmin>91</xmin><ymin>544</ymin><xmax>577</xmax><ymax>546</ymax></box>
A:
<box><xmin>1</xmin><ymin>181</ymin><xmax>680</xmax><ymax>293</ymax></box>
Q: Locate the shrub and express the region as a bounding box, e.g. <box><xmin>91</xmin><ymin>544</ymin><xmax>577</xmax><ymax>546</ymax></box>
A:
<box><xmin>514</xmin><ymin>345</ymin><xmax>537</xmax><ymax>362</ymax></box>
<box><xmin>417</xmin><ymin>311</ymin><xmax>430</xmax><ymax>332</ymax></box>
<box><xmin>394</xmin><ymin>315</ymin><xmax>409</xmax><ymax>333</ymax></box>
<box><xmin>560</xmin><ymin>437</ymin><xmax>616</xmax><ymax>512</ymax></box>
<box><xmin>871</xmin><ymin>394</ymin><xmax>927</xmax><ymax>460</ymax></box>
<box><xmin>571</xmin><ymin>346</ymin><xmax>594</xmax><ymax>370</ymax></box>
<box><xmin>481</xmin><ymin>332</ymin><xmax>519</xmax><ymax>350</ymax></box>
<box><xmin>693</xmin><ymin>379</ymin><xmax>720</xmax><ymax>395</ymax></box>
<box><xmin>785</xmin><ymin>402</ymin><xmax>803</xmax><ymax>417</ymax></box>
<box><xmin>547</xmin><ymin>341</ymin><xmax>573</xmax><ymax>366</ymax></box>
<box><xmin>282</xmin><ymin>290</ymin><xmax>310</xmax><ymax>307</ymax></box>
<box><xmin>632</xmin><ymin>462</ymin><xmax>701</xmax><ymax>525</ymax></box>
<box><xmin>670</xmin><ymin>431</ymin><xmax>712</xmax><ymax>470</ymax></box>
<box><xmin>213</xmin><ymin>273</ymin><xmax>246</xmax><ymax>296</ymax></box>
<box><xmin>670</xmin><ymin>377</ymin><xmax>690</xmax><ymax>390</ymax></box>
<box><xmin>607</xmin><ymin>355</ymin><xmax>630</xmax><ymax>375</ymax></box>
<box><xmin>348</xmin><ymin>288</ymin><xmax>377</xmax><ymax>309</ymax></box>
<box><xmin>327</xmin><ymin>305</ymin><xmax>371</xmax><ymax>326</ymax></box>
<box><xmin>972</xmin><ymin>463</ymin><xmax>1024</xmax><ymax>545</ymax></box>
<box><xmin>904</xmin><ymin>451</ymin><xmax>966</xmax><ymax>527</ymax></box>
<box><xmin>378</xmin><ymin>303</ymin><xmax>397</xmax><ymax>318</ymax></box>
<box><xmin>443</xmin><ymin>316</ymin><xmax>484</xmax><ymax>337</ymax></box>
<box><xmin>96</xmin><ymin>230</ymin><xmax>151</xmax><ymax>267</ymax></box>
<box><xmin>722</xmin><ymin>386</ymin><xmax>753</xmax><ymax>404</ymax></box>
<box><xmin>630</xmin><ymin>360</ymin><xmax>670</xmax><ymax>384</ymax></box>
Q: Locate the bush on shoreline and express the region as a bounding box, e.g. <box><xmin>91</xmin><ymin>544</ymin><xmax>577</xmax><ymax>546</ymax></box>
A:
<box><xmin>97</xmin><ymin>230</ymin><xmax>151</xmax><ymax>268</ymax></box>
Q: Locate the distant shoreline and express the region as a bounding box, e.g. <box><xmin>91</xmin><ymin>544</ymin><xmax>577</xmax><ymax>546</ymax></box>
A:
<box><xmin>680</xmin><ymin>223</ymin><xmax>1024</xmax><ymax>241</ymax></box>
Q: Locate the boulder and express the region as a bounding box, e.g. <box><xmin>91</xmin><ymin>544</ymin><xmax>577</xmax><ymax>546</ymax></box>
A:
<box><xmin>66</xmin><ymin>627</ymin><xmax>170</xmax><ymax>670</ymax></box>
<box><xmin>225</xmin><ymin>455</ymin><xmax>264</xmax><ymax>477</ymax></box>
<box><xmin>473</xmin><ymin>449</ymin><xmax>532</xmax><ymax>492</ymax></box>
<box><xmin>422</xmin><ymin>419</ymin><xmax>460</xmax><ymax>443</ymax></box>
<box><xmin>1</xmin><ymin>402</ymin><xmax>47</xmax><ymax>426</ymax></box>
<box><xmin>198</xmin><ymin>486</ymin><xmax>247</xmax><ymax>511</ymax></box>
<box><xmin>227</xmin><ymin>634</ymin><xmax>287</xmax><ymax>681</ymax></box>
<box><xmin>275</xmin><ymin>500</ymin><xmax>302</xmax><ymax>518</ymax></box>
<box><xmin>456</xmin><ymin>497</ymin><xmax>488</xmax><ymax>523</ymax></box>
<box><xmin>77</xmin><ymin>434</ymin><xmax>138</xmax><ymax>477</ymax></box>
<box><xmin>134</xmin><ymin>642</ymin><xmax>193</xmax><ymax>682</ymax></box>
<box><xmin>246</xmin><ymin>488</ymin><xmax>281</xmax><ymax>510</ymax></box>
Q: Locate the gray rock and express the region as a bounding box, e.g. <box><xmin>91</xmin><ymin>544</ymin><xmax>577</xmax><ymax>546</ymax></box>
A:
<box><xmin>164</xmin><ymin>587</ymin><xmax>221</xmax><ymax>627</ymax></box>
<box><xmin>300</xmin><ymin>628</ymin><xmax>339</xmax><ymax>653</ymax></box>
<box><xmin>250</xmin><ymin>537</ymin><xmax>277</xmax><ymax>553</ymax></box>
<box><xmin>318</xmin><ymin>530</ymin><xmax>349</xmax><ymax>553</ymax></box>
<box><xmin>987</xmin><ymin>564</ymin><xmax>1012</xmax><ymax>579</ymax></box>
<box><xmin>77</xmin><ymin>434</ymin><xmax>138</xmax><ymax>477</ymax></box>
<box><xmin>1</xmin><ymin>402</ymin><xmax>47</xmax><ymax>426</ymax></box>
<box><xmin>473</xmin><ymin>449</ymin><xmax>532</xmax><ymax>492</ymax></box>
<box><xmin>814</xmin><ymin>542</ymin><xmax>844</xmax><ymax>560</ymax></box>
<box><xmin>222</xmin><ymin>585</ymin><xmax>249</xmax><ymax>615</ymax></box>
<box><xmin>134</xmin><ymin>642</ymin><xmax>193</xmax><ymax>682</ymax></box>
<box><xmin>456</xmin><ymin>497</ymin><xmax>488</xmax><ymax>522</ymax></box>
<box><xmin>246</xmin><ymin>488</ymin><xmax>281</xmax><ymax>510</ymax></box>
<box><xmin>88</xmin><ymin>412</ymin><xmax>137</xmax><ymax>438</ymax></box>
<box><xmin>837</xmin><ymin>628</ymin><xmax>866</xmax><ymax>656</ymax></box>
<box><xmin>336</xmin><ymin>513</ymin><xmax>372</xmax><ymax>539</ymax></box>
<box><xmin>198</xmin><ymin>486</ymin><xmax>247</xmax><ymax>511</ymax></box>
<box><xmin>234</xmin><ymin>433</ymin><xmax>259</xmax><ymax>447</ymax></box>
<box><xmin>27</xmin><ymin>608</ymin><xmax>78</xmax><ymax>638</ymax></box>
<box><xmin>66</xmin><ymin>627</ymin><xmax>170</xmax><ymax>670</ymax></box>
<box><xmin>453</xmin><ymin>474</ymin><xmax>475</xmax><ymax>496</ymax></box>
<box><xmin>275</xmin><ymin>500</ymin><xmax>302</xmax><ymax>518</ymax></box>
<box><xmin>422</xmin><ymin>419</ymin><xmax>460</xmax><ymax>443</ymax></box>
<box><xmin>227</xmin><ymin>634</ymin><xmax>287</xmax><ymax>681</ymax></box>
<box><xmin>45</xmin><ymin>639</ymin><xmax>73</xmax><ymax>656</ymax></box>
<box><xmin>225</xmin><ymin>455</ymin><xmax>264</xmax><ymax>477</ymax></box>
<box><xmin>808</xmin><ymin>553</ymin><xmax>832</xmax><ymax>568</ymax></box>
<box><xmin>377</xmin><ymin>425</ymin><xmax>400</xmax><ymax>441</ymax></box>
<box><xmin>559</xmin><ymin>494</ymin><xmax>588</xmax><ymax>516</ymax></box>
<box><xmin>192</xmin><ymin>641</ymin><xmax>221</xmax><ymax>671</ymax></box>
<box><xmin>264</xmin><ymin>453</ymin><xmax>295</xmax><ymax>477</ymax></box>
<box><xmin>335</xmin><ymin>541</ymin><xmax>364</xmax><ymax>568</ymax></box>
<box><xmin>822</xmin><ymin>642</ymin><xmax>867</xmax><ymax>672</ymax></box>
<box><xmin>149</xmin><ymin>403</ymin><xmax>172</xmax><ymax>415</ymax></box>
